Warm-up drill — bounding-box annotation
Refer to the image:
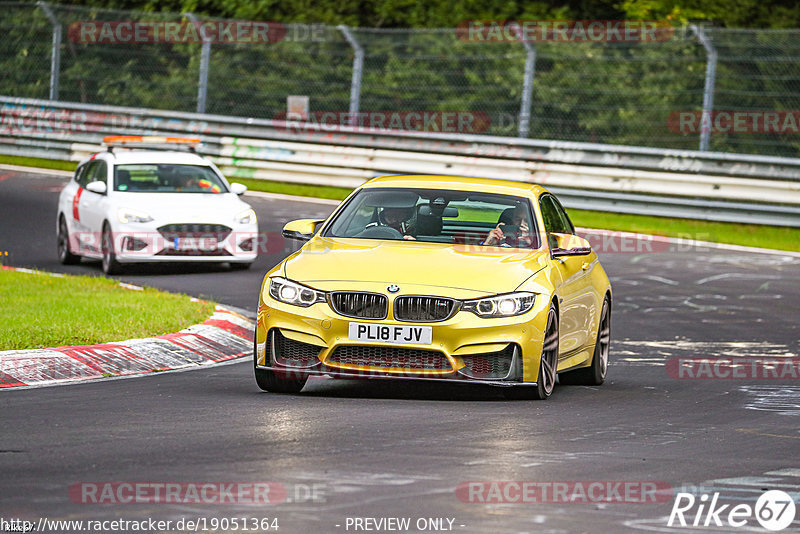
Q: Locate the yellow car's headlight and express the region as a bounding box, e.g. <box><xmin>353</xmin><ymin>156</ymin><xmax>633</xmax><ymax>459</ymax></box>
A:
<box><xmin>462</xmin><ymin>292</ymin><xmax>536</xmax><ymax>318</ymax></box>
<box><xmin>266</xmin><ymin>276</ymin><xmax>326</xmax><ymax>307</ymax></box>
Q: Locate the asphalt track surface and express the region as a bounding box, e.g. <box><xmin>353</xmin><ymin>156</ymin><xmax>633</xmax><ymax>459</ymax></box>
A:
<box><xmin>2</xmin><ymin>170</ymin><xmax>799</xmax><ymax>533</ymax></box>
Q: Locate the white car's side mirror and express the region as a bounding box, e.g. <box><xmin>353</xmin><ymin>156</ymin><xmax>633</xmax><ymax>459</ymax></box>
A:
<box><xmin>85</xmin><ymin>181</ymin><xmax>107</xmax><ymax>195</ymax></box>
<box><xmin>230</xmin><ymin>183</ymin><xmax>248</xmax><ymax>195</ymax></box>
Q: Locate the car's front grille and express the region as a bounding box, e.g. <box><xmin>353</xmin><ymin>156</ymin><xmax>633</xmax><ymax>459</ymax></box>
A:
<box><xmin>326</xmin><ymin>346</ymin><xmax>452</xmax><ymax>371</ymax></box>
<box><xmin>458</xmin><ymin>345</ymin><xmax>515</xmax><ymax>379</ymax></box>
<box><xmin>330</xmin><ymin>292</ymin><xmax>388</xmax><ymax>319</ymax></box>
<box><xmin>393</xmin><ymin>296</ymin><xmax>458</xmax><ymax>322</ymax></box>
<box><xmin>157</xmin><ymin>223</ymin><xmax>232</xmax><ymax>241</ymax></box>
<box><xmin>271</xmin><ymin>330</ymin><xmax>322</xmax><ymax>368</ymax></box>
<box><xmin>156</xmin><ymin>248</ymin><xmax>232</xmax><ymax>256</ymax></box>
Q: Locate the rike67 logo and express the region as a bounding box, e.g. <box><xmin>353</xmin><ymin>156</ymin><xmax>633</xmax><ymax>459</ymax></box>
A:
<box><xmin>668</xmin><ymin>490</ymin><xmax>796</xmax><ymax>531</ymax></box>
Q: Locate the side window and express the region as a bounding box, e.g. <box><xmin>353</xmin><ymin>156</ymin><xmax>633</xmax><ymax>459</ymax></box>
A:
<box><xmin>539</xmin><ymin>195</ymin><xmax>572</xmax><ymax>235</ymax></box>
<box><xmin>87</xmin><ymin>160</ymin><xmax>108</xmax><ymax>185</ymax></box>
<box><xmin>74</xmin><ymin>164</ymin><xmax>89</xmax><ymax>187</ymax></box>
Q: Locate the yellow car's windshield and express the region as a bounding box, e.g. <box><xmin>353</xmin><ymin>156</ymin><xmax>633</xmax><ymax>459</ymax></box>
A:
<box><xmin>325</xmin><ymin>187</ymin><xmax>540</xmax><ymax>249</ymax></box>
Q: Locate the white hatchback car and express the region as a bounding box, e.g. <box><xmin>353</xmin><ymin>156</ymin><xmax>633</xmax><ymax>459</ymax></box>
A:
<box><xmin>56</xmin><ymin>136</ymin><xmax>258</xmax><ymax>274</ymax></box>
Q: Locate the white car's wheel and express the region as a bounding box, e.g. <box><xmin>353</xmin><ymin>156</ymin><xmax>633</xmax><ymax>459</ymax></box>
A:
<box><xmin>101</xmin><ymin>224</ymin><xmax>123</xmax><ymax>275</ymax></box>
<box><xmin>57</xmin><ymin>216</ymin><xmax>80</xmax><ymax>265</ymax></box>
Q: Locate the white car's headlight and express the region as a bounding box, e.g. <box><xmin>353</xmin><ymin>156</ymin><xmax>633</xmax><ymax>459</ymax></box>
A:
<box><xmin>117</xmin><ymin>208</ymin><xmax>153</xmax><ymax>224</ymax></box>
<box><xmin>267</xmin><ymin>276</ymin><xmax>326</xmax><ymax>307</ymax></box>
<box><xmin>462</xmin><ymin>292</ymin><xmax>536</xmax><ymax>318</ymax></box>
<box><xmin>235</xmin><ymin>208</ymin><xmax>257</xmax><ymax>225</ymax></box>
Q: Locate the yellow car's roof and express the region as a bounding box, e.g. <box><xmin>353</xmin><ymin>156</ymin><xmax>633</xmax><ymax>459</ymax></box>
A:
<box><xmin>361</xmin><ymin>175</ymin><xmax>549</xmax><ymax>197</ymax></box>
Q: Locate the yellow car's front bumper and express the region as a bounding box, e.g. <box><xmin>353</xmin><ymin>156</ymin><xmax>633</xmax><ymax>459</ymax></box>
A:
<box><xmin>255</xmin><ymin>289</ymin><xmax>551</xmax><ymax>386</ymax></box>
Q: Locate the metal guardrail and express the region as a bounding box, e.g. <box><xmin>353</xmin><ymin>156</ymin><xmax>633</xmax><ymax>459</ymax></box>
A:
<box><xmin>2</xmin><ymin>95</ymin><xmax>800</xmax><ymax>226</ymax></box>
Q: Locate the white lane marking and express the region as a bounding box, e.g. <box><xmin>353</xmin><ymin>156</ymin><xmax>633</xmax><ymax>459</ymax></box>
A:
<box><xmin>740</xmin><ymin>385</ymin><xmax>800</xmax><ymax>416</ymax></box>
<box><xmin>642</xmin><ymin>275</ymin><xmax>680</xmax><ymax>286</ymax></box>
<box><xmin>118</xmin><ymin>282</ymin><xmax>144</xmax><ymax>291</ymax></box>
<box><xmin>0</xmin><ymin>164</ymin><xmax>73</xmax><ymax>177</ymax></box>
<box><xmin>696</xmin><ymin>272</ymin><xmax>784</xmax><ymax>285</ymax></box>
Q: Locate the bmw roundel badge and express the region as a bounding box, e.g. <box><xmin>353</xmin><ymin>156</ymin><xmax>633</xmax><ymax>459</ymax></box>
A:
<box><xmin>387</xmin><ymin>285</ymin><xmax>400</xmax><ymax>293</ymax></box>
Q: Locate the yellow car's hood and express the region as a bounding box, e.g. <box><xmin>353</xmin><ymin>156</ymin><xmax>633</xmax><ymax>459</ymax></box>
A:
<box><xmin>283</xmin><ymin>237</ymin><xmax>548</xmax><ymax>295</ymax></box>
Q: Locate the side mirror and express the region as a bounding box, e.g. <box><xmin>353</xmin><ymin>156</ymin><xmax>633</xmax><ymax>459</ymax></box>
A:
<box><xmin>550</xmin><ymin>232</ymin><xmax>592</xmax><ymax>257</ymax></box>
<box><xmin>85</xmin><ymin>181</ymin><xmax>107</xmax><ymax>195</ymax></box>
<box><xmin>230</xmin><ymin>183</ymin><xmax>248</xmax><ymax>195</ymax></box>
<box><xmin>282</xmin><ymin>219</ymin><xmax>324</xmax><ymax>241</ymax></box>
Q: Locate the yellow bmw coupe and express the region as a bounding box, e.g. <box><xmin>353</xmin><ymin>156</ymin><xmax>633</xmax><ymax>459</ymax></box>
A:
<box><xmin>254</xmin><ymin>175</ymin><xmax>612</xmax><ymax>399</ymax></box>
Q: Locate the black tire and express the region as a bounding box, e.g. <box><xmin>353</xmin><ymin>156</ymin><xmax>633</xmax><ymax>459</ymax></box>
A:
<box><xmin>559</xmin><ymin>297</ymin><xmax>611</xmax><ymax>386</ymax></box>
<box><xmin>254</xmin><ymin>332</ymin><xmax>307</xmax><ymax>393</ymax></box>
<box><xmin>504</xmin><ymin>303</ymin><xmax>558</xmax><ymax>400</ymax></box>
<box><xmin>229</xmin><ymin>262</ymin><xmax>253</xmax><ymax>271</ymax></box>
<box><xmin>101</xmin><ymin>223</ymin><xmax>123</xmax><ymax>275</ymax></box>
<box><xmin>57</xmin><ymin>216</ymin><xmax>80</xmax><ymax>265</ymax></box>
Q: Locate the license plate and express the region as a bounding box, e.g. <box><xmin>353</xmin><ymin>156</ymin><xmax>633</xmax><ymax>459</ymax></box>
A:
<box><xmin>171</xmin><ymin>237</ymin><xmax>218</xmax><ymax>251</ymax></box>
<box><xmin>348</xmin><ymin>323</ymin><xmax>432</xmax><ymax>345</ymax></box>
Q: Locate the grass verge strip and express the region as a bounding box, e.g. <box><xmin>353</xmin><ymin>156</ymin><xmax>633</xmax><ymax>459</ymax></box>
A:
<box><xmin>0</xmin><ymin>268</ymin><xmax>215</xmax><ymax>350</ymax></box>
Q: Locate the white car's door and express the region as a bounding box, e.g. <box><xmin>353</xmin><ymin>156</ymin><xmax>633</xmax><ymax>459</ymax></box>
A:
<box><xmin>75</xmin><ymin>159</ymin><xmax>109</xmax><ymax>254</ymax></box>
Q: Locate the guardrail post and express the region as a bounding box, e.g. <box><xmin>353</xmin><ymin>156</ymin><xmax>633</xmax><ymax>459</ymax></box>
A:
<box><xmin>691</xmin><ymin>24</ymin><xmax>717</xmax><ymax>152</ymax></box>
<box><xmin>185</xmin><ymin>13</ymin><xmax>211</xmax><ymax>114</ymax></box>
<box><xmin>338</xmin><ymin>25</ymin><xmax>363</xmax><ymax>126</ymax></box>
<box><xmin>37</xmin><ymin>2</ymin><xmax>61</xmax><ymax>101</ymax></box>
<box><xmin>518</xmin><ymin>38</ymin><xmax>536</xmax><ymax>138</ymax></box>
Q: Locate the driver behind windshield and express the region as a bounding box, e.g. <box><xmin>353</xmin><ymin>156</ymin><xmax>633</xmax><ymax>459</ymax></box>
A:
<box><xmin>483</xmin><ymin>204</ymin><xmax>535</xmax><ymax>247</ymax></box>
<box><xmin>365</xmin><ymin>206</ymin><xmax>417</xmax><ymax>240</ymax></box>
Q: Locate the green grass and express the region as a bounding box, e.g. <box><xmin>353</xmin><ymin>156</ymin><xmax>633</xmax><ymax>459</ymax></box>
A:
<box><xmin>0</xmin><ymin>154</ymin><xmax>77</xmax><ymax>172</ymax></box>
<box><xmin>0</xmin><ymin>268</ymin><xmax>216</xmax><ymax>350</ymax></box>
<box><xmin>233</xmin><ymin>177</ymin><xmax>352</xmax><ymax>201</ymax></box>
<box><xmin>4</xmin><ymin>154</ymin><xmax>798</xmax><ymax>252</ymax></box>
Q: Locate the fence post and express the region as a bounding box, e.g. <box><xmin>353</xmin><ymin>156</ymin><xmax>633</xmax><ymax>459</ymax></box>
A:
<box><xmin>690</xmin><ymin>24</ymin><xmax>717</xmax><ymax>152</ymax></box>
<box><xmin>338</xmin><ymin>25</ymin><xmax>363</xmax><ymax>126</ymax></box>
<box><xmin>518</xmin><ymin>38</ymin><xmax>536</xmax><ymax>138</ymax></box>
<box><xmin>185</xmin><ymin>13</ymin><xmax>211</xmax><ymax>114</ymax></box>
<box><xmin>37</xmin><ymin>2</ymin><xmax>61</xmax><ymax>101</ymax></box>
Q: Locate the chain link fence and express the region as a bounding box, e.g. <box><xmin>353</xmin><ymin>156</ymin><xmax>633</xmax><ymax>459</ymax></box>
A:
<box><xmin>2</xmin><ymin>2</ymin><xmax>800</xmax><ymax>157</ymax></box>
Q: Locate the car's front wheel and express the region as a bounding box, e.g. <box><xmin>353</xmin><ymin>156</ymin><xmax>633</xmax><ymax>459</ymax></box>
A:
<box><xmin>101</xmin><ymin>223</ymin><xmax>123</xmax><ymax>275</ymax></box>
<box><xmin>559</xmin><ymin>297</ymin><xmax>610</xmax><ymax>386</ymax></box>
<box><xmin>253</xmin><ymin>335</ymin><xmax>307</xmax><ymax>393</ymax></box>
<box><xmin>505</xmin><ymin>303</ymin><xmax>558</xmax><ymax>400</ymax></box>
<box><xmin>57</xmin><ymin>216</ymin><xmax>80</xmax><ymax>265</ymax></box>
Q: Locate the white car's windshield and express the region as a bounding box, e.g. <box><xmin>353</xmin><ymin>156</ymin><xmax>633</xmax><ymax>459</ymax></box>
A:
<box><xmin>325</xmin><ymin>187</ymin><xmax>540</xmax><ymax>249</ymax></box>
<box><xmin>114</xmin><ymin>164</ymin><xmax>228</xmax><ymax>193</ymax></box>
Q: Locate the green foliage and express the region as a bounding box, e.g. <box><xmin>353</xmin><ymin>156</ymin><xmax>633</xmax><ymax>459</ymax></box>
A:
<box><xmin>3</xmin><ymin>2</ymin><xmax>800</xmax><ymax>156</ymax></box>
